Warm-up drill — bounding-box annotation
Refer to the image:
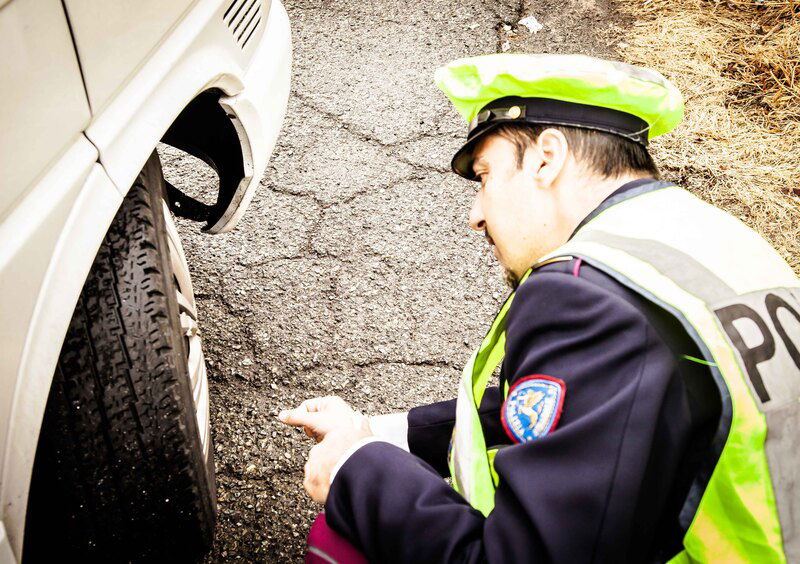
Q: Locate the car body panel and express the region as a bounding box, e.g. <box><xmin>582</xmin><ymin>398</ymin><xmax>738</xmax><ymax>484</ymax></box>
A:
<box><xmin>0</xmin><ymin>144</ymin><xmax>120</xmax><ymax>559</ymax></box>
<box><xmin>63</xmin><ymin>0</ymin><xmax>196</xmax><ymax>112</ymax></box>
<box><xmin>0</xmin><ymin>0</ymin><xmax>91</xmax><ymax>221</ymax></box>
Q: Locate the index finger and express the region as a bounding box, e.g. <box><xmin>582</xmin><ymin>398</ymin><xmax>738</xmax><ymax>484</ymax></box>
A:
<box><xmin>276</xmin><ymin>397</ymin><xmax>317</xmax><ymax>423</ymax></box>
<box><xmin>292</xmin><ymin>397</ymin><xmax>326</xmax><ymax>413</ymax></box>
<box><xmin>278</xmin><ymin>407</ymin><xmax>321</xmax><ymax>428</ymax></box>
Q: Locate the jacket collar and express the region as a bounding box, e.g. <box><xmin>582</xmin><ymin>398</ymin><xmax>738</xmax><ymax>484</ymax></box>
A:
<box><xmin>569</xmin><ymin>178</ymin><xmax>673</xmax><ymax>240</ymax></box>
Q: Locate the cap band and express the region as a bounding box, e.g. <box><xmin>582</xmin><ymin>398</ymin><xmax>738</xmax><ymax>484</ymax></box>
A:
<box><xmin>469</xmin><ymin>96</ymin><xmax>651</xmax><ymax>146</ymax></box>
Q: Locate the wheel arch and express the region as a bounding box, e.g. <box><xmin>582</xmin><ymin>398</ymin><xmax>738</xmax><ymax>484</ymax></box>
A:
<box><xmin>80</xmin><ymin>0</ymin><xmax>291</xmax><ymax>236</ymax></box>
<box><xmin>160</xmin><ymin>88</ymin><xmax>255</xmax><ymax>233</ymax></box>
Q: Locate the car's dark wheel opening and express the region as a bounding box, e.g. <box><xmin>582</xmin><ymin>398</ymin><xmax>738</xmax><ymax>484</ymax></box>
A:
<box><xmin>23</xmin><ymin>152</ymin><xmax>216</xmax><ymax>562</ymax></box>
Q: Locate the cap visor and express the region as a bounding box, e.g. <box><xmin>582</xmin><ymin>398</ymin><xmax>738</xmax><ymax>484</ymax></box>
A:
<box><xmin>451</xmin><ymin>122</ymin><xmax>507</xmax><ymax>181</ymax></box>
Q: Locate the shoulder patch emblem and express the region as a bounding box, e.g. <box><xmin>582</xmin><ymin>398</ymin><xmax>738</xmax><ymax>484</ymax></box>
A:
<box><xmin>502</xmin><ymin>375</ymin><xmax>565</xmax><ymax>443</ymax></box>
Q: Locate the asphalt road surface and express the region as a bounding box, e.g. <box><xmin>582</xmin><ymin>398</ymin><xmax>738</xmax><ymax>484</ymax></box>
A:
<box><xmin>161</xmin><ymin>0</ymin><xmax>625</xmax><ymax>560</ymax></box>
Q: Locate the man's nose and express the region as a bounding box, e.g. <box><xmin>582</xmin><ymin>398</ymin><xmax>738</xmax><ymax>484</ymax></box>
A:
<box><xmin>469</xmin><ymin>195</ymin><xmax>486</xmax><ymax>232</ymax></box>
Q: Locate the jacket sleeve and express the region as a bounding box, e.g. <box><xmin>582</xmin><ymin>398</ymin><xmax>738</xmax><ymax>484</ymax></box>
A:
<box><xmin>407</xmin><ymin>386</ymin><xmax>505</xmax><ymax>477</ymax></box>
<box><xmin>325</xmin><ymin>269</ymin><xmax>689</xmax><ymax>563</ymax></box>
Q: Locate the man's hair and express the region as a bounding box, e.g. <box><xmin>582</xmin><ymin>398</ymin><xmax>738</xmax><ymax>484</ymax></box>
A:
<box><xmin>491</xmin><ymin>122</ymin><xmax>660</xmax><ymax>179</ymax></box>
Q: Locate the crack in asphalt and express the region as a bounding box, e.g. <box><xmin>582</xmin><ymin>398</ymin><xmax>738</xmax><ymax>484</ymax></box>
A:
<box><xmin>352</xmin><ymin>359</ymin><xmax>454</xmax><ymax>368</ymax></box>
<box><xmin>234</xmin><ymin>254</ymin><xmax>308</xmax><ymax>268</ymax></box>
<box><xmin>238</xmin><ymin>172</ymin><xmax>432</xmax><ymax>269</ymax></box>
<box><xmin>201</xmin><ymin>256</ymin><xmax>458</xmax><ymax>376</ymax></box>
<box><xmin>293</xmin><ymin>92</ymin><xmax>445</xmax><ymax>153</ymax></box>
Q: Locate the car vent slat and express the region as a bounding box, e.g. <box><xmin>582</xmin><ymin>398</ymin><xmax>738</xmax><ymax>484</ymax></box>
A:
<box><xmin>240</xmin><ymin>16</ymin><xmax>262</xmax><ymax>48</ymax></box>
<box><xmin>232</xmin><ymin>1</ymin><xmax>257</xmax><ymax>35</ymax></box>
<box><xmin>223</xmin><ymin>0</ymin><xmax>239</xmax><ymax>21</ymax></box>
<box><xmin>224</xmin><ymin>0</ymin><xmax>247</xmax><ymax>25</ymax></box>
<box><xmin>223</xmin><ymin>0</ymin><xmax>262</xmax><ymax>51</ymax></box>
<box><xmin>237</xmin><ymin>5</ymin><xmax>261</xmax><ymax>41</ymax></box>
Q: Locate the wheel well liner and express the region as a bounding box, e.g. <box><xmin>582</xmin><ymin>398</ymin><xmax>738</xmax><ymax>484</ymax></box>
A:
<box><xmin>160</xmin><ymin>89</ymin><xmax>245</xmax><ymax>230</ymax></box>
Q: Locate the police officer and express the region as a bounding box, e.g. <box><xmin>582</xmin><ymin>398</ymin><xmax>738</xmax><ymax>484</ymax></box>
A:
<box><xmin>280</xmin><ymin>53</ymin><xmax>798</xmax><ymax>562</ymax></box>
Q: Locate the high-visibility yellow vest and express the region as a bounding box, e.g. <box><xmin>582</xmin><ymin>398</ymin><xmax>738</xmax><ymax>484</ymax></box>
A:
<box><xmin>448</xmin><ymin>182</ymin><xmax>798</xmax><ymax>562</ymax></box>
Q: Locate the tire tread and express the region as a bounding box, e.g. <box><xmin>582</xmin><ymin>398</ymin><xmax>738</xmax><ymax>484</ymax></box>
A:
<box><xmin>24</xmin><ymin>154</ymin><xmax>215</xmax><ymax>562</ymax></box>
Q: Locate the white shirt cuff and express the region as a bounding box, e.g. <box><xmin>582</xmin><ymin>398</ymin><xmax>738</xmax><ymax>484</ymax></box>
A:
<box><xmin>329</xmin><ymin>436</ymin><xmax>384</xmax><ymax>484</ymax></box>
<box><xmin>368</xmin><ymin>412</ymin><xmax>410</xmax><ymax>451</ymax></box>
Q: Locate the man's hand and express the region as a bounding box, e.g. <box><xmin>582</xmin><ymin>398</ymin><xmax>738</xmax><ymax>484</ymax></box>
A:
<box><xmin>303</xmin><ymin>421</ymin><xmax>372</xmax><ymax>503</ymax></box>
<box><xmin>279</xmin><ymin>396</ymin><xmax>375</xmax><ymax>503</ymax></box>
<box><xmin>279</xmin><ymin>396</ymin><xmax>357</xmax><ymax>442</ymax></box>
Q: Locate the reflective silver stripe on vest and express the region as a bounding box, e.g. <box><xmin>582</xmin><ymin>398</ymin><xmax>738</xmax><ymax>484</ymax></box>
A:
<box><xmin>579</xmin><ymin>230</ymin><xmax>800</xmax><ymax>560</ymax></box>
<box><xmin>581</xmin><ymin>231</ymin><xmax>737</xmax><ymax>302</ymax></box>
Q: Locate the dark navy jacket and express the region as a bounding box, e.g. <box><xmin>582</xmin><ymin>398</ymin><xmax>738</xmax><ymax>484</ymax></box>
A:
<box><xmin>326</xmin><ymin>180</ymin><xmax>720</xmax><ymax>563</ymax></box>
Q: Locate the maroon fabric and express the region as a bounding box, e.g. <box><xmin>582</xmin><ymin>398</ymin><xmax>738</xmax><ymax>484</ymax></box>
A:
<box><xmin>572</xmin><ymin>257</ymin><xmax>583</xmax><ymax>277</ymax></box>
<box><xmin>306</xmin><ymin>512</ymin><xmax>367</xmax><ymax>564</ymax></box>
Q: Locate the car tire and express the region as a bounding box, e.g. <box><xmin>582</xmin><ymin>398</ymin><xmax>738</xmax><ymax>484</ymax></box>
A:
<box><xmin>24</xmin><ymin>151</ymin><xmax>216</xmax><ymax>562</ymax></box>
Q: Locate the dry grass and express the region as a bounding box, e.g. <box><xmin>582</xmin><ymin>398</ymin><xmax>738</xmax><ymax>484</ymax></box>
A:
<box><xmin>615</xmin><ymin>0</ymin><xmax>800</xmax><ymax>271</ymax></box>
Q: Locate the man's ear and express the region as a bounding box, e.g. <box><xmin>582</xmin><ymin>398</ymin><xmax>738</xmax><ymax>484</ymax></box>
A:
<box><xmin>533</xmin><ymin>128</ymin><xmax>569</xmax><ymax>188</ymax></box>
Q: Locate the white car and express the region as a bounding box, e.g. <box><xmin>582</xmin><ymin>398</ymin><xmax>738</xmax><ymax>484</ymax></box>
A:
<box><xmin>0</xmin><ymin>0</ymin><xmax>291</xmax><ymax>560</ymax></box>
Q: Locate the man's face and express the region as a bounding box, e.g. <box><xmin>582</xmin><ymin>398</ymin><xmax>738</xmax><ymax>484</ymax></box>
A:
<box><xmin>468</xmin><ymin>132</ymin><xmax>565</xmax><ymax>287</ymax></box>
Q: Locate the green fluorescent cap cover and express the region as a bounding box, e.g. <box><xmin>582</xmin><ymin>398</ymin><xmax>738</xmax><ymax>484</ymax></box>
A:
<box><xmin>435</xmin><ymin>53</ymin><xmax>684</xmax><ymax>139</ymax></box>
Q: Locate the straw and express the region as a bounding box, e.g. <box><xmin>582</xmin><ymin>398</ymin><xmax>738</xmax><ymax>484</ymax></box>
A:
<box><xmin>617</xmin><ymin>0</ymin><xmax>800</xmax><ymax>272</ymax></box>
